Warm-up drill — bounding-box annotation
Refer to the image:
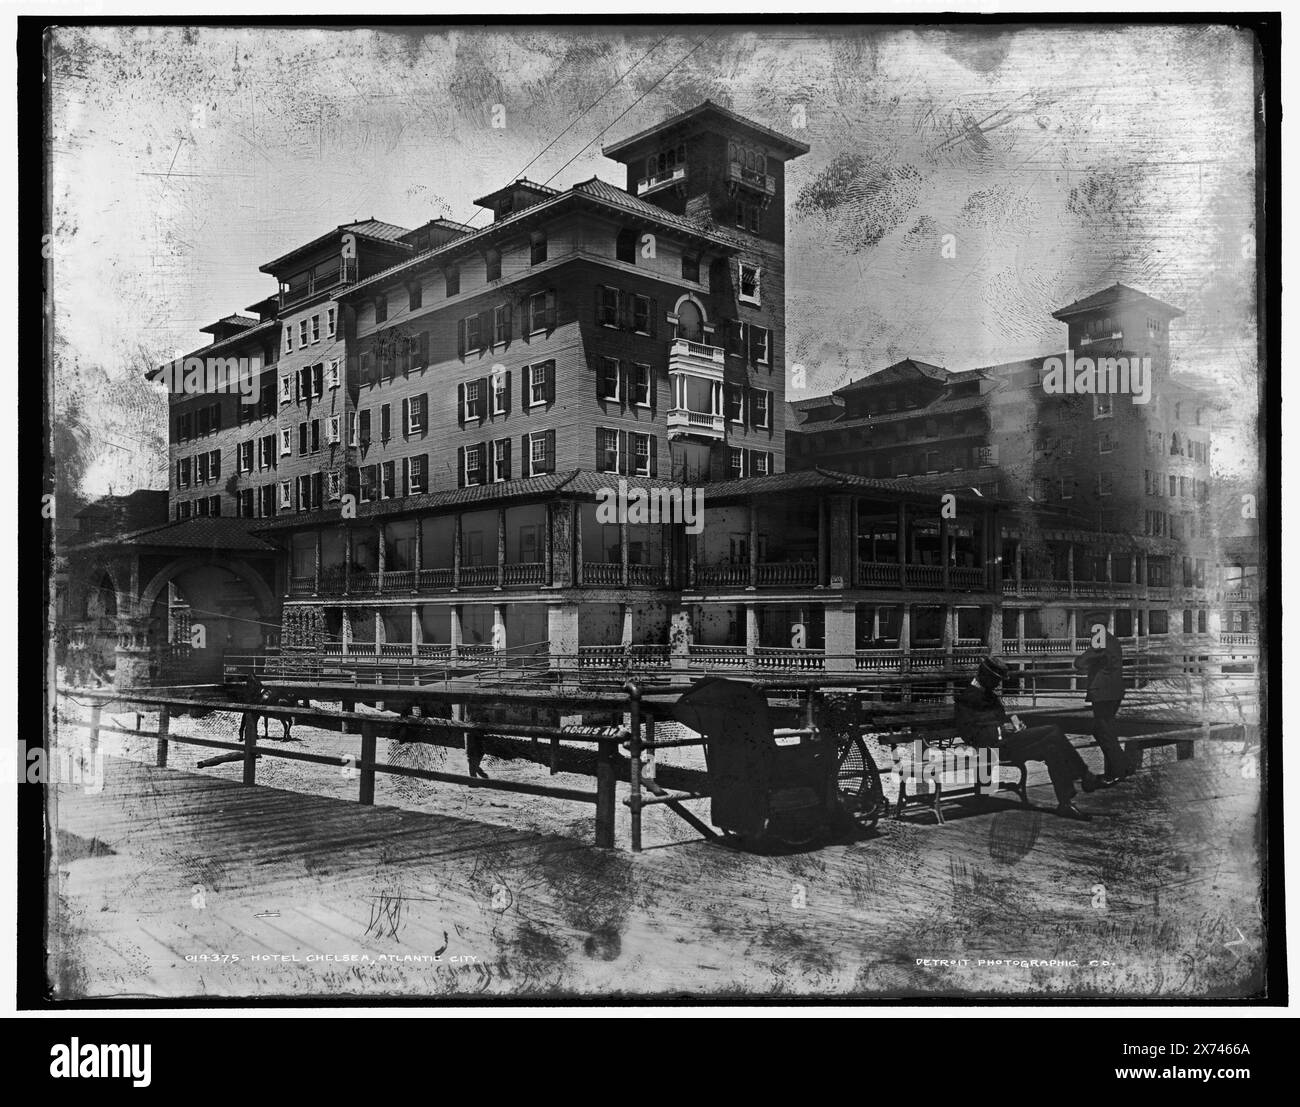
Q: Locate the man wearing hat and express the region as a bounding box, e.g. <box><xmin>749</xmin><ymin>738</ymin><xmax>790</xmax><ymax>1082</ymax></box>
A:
<box><xmin>955</xmin><ymin>656</ymin><xmax>1103</xmax><ymax>820</ymax></box>
<box><xmin>1074</xmin><ymin>624</ymin><xmax>1132</xmax><ymax>784</ymax></box>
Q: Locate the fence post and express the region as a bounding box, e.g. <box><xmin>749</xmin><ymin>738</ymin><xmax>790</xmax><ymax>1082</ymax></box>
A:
<box><xmin>156</xmin><ymin>704</ymin><xmax>170</xmax><ymax>768</ymax></box>
<box><xmin>595</xmin><ymin>736</ymin><xmax>617</xmax><ymax>849</ymax></box>
<box><xmin>625</xmin><ymin>682</ymin><xmax>643</xmax><ymax>852</ymax></box>
<box><xmin>243</xmin><ymin>709</ymin><xmax>258</xmax><ymax>786</ymax></box>
<box><xmin>359</xmin><ymin>722</ymin><xmax>377</xmax><ymax>805</ymax></box>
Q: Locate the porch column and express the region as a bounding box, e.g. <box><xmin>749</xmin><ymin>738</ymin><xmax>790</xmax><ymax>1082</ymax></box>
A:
<box><xmin>575</xmin><ymin>501</ymin><xmax>584</xmax><ymax>586</ymax></box>
<box><xmin>939</xmin><ymin>513</ymin><xmax>950</xmax><ymax>590</ymax></box>
<box><xmin>548</xmin><ymin>501</ymin><xmax>572</xmax><ymax>587</ymax></box>
<box><xmin>1014</xmin><ymin>540</ymin><xmax>1024</xmax><ymax>587</ymax></box>
<box><xmin>413</xmin><ymin>519</ymin><xmax>423</xmax><ymax>591</ymax></box>
<box><xmin>669</xmin><ymin>605</ymin><xmax>693</xmax><ymax>672</ymax></box>
<box><xmin>872</xmin><ymin>607</ymin><xmax>881</xmax><ymax>640</ymax></box>
<box><xmin>344</xmin><ymin>528</ymin><xmax>353</xmax><ymax>594</ymax></box>
<box><xmin>548</xmin><ymin>603</ymin><xmax>580</xmax><ymax>670</ymax></box>
<box><xmin>827</xmin><ymin>495</ymin><xmax>852</xmax><ymax>588</ymax></box>
<box><xmin>544</xmin><ymin>505</ymin><xmax>555</xmax><ymax>584</ymax></box>
<box><xmin>497</xmin><ymin>507</ymin><xmax>507</xmax><ymax>589</ymax></box>
<box><xmin>1066</xmin><ymin>542</ymin><xmax>1075</xmax><ymax>593</ymax></box>
<box><xmin>450</xmin><ymin>604</ymin><xmax>462</xmax><ymax>659</ymax></box>
<box><xmin>313</xmin><ymin>531</ymin><xmax>322</xmax><ymax>596</ymax></box>
<box><xmin>374</xmin><ymin>611</ymin><xmax>383</xmax><ymax>654</ymax></box>
<box><xmin>986</xmin><ymin>604</ymin><xmax>1002</xmax><ymax>652</ymax></box>
<box><xmin>1105</xmin><ymin>550</ymin><xmax>1114</xmax><ymax>583</ymax></box>
<box><xmin>744</xmin><ymin>602</ymin><xmax>758</xmax><ymax>657</ymax></box>
<box><xmin>411</xmin><ymin>607</ymin><xmax>421</xmax><ymax>656</ymax></box>
<box><xmin>492</xmin><ymin>605</ymin><xmax>505</xmax><ymax>652</ymax></box>
<box><xmin>377</xmin><ymin>525</ymin><xmax>386</xmax><ymax>593</ymax></box>
<box><xmin>1016</xmin><ymin>610</ymin><xmax>1025</xmax><ymax>649</ymax></box>
<box><xmin>620</xmin><ymin>519</ymin><xmax>630</xmax><ymax>587</ymax></box>
<box><xmin>621</xmin><ymin>603</ymin><xmax>634</xmax><ymax>647</ymax></box>
<box><xmin>748</xmin><ymin>499</ymin><xmax>759</xmax><ymax>589</ymax></box>
<box><xmin>898</xmin><ymin>604</ymin><xmax>911</xmax><ymax>652</ymax></box>
<box><xmin>452</xmin><ymin>514</ymin><xmax>462</xmax><ymax>590</ymax></box>
<box><xmin>824</xmin><ymin>602</ymin><xmax>855</xmax><ymax>673</ymax></box>
<box><xmin>896</xmin><ymin>502</ymin><xmax>907</xmax><ymax>588</ymax></box>
<box><xmin>342</xmin><ymin>609</ymin><xmax>351</xmax><ymax>655</ymax></box>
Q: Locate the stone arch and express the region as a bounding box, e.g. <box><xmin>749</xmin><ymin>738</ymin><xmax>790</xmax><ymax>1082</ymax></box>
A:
<box><xmin>671</xmin><ymin>292</ymin><xmax>709</xmax><ymax>325</ymax></box>
<box><xmin>138</xmin><ymin>556</ymin><xmax>275</xmax><ymax>617</ymax></box>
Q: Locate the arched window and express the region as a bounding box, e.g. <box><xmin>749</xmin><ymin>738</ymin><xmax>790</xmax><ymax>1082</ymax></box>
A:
<box><xmin>1170</xmin><ymin>432</ymin><xmax>1181</xmax><ymax>456</ymax></box>
<box><xmin>676</xmin><ymin>300</ymin><xmax>704</xmax><ymax>342</ymax></box>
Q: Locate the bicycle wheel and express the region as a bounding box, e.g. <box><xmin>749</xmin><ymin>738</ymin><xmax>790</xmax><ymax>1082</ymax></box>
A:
<box><xmin>837</xmin><ymin>734</ymin><xmax>886</xmax><ymax>828</ymax></box>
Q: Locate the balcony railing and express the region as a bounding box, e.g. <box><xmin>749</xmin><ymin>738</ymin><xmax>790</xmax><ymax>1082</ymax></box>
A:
<box><xmin>856</xmin><ymin>648</ymin><xmax>904</xmax><ymax>671</ymax></box>
<box><xmin>576</xmin><ymin>644</ymin><xmax>672</xmax><ymax>670</ymax></box>
<box><xmin>695</xmin><ymin>563</ymin><xmax>750</xmax><ymax>588</ymax></box>
<box><xmin>503</xmin><ymin>562</ymin><xmax>545</xmax><ymax>586</ymax></box>
<box><xmin>290</xmin><ymin>575</ymin><xmax>314</xmax><ymax>596</ymax></box>
<box><xmin>583</xmin><ymin>563</ymin><xmax>622</xmax><ymax>586</ymax></box>
<box><xmin>1224</xmin><ymin>587</ymin><xmax>1257</xmax><ymax>602</ymax></box>
<box><xmin>666</xmin><ymin>408</ymin><xmax>726</xmax><ymax>439</ymax></box>
<box><xmin>756</xmin><ymin>561</ymin><xmax>818</xmax><ymax>587</ymax></box>
<box><xmin>688</xmin><ymin>645</ymin><xmax>751</xmax><ymax>670</ymax></box>
<box><xmin>416</xmin><ymin>643</ymin><xmax>454</xmax><ymax>661</ymax></box>
<box><xmin>728</xmin><ymin>161</ymin><xmax>776</xmax><ymax>196</ymax></box>
<box><xmin>349</xmin><ymin>571</ymin><xmax>378</xmax><ymax>594</ymax></box>
<box><xmin>636</xmin><ymin>164</ymin><xmax>687</xmax><ymax>196</ymax></box>
<box><xmin>279</xmin><ymin>258</ymin><xmax>357</xmax><ymax>309</ymax></box>
<box><xmin>755</xmin><ymin>647</ymin><xmax>824</xmax><ymax>672</ymax></box>
<box><xmin>383</xmin><ymin>569</ymin><xmax>416</xmax><ymax>590</ymax></box>
<box><xmin>668</xmin><ymin>337</ymin><xmax>725</xmax><ymax>368</ymax></box>
<box><xmin>419</xmin><ymin>568</ymin><xmax>454</xmax><ymax>589</ymax></box>
<box><xmin>458</xmin><ymin>565</ymin><xmax>497</xmax><ymax>587</ymax></box>
<box><xmin>1219</xmin><ymin>632</ymin><xmax>1258</xmax><ymax>647</ymax></box>
<box><xmin>627</xmin><ymin>563</ymin><xmax>662</xmax><ymax>587</ymax></box>
<box><xmin>379</xmin><ymin>642</ymin><xmax>414</xmax><ymax>658</ymax></box>
<box><xmin>949</xmin><ymin>567</ymin><xmax>986</xmax><ymax>590</ymax></box>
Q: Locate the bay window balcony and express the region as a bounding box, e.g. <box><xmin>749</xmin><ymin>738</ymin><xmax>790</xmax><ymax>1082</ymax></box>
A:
<box><xmin>667</xmin><ymin>360</ymin><xmax>725</xmax><ymax>440</ymax></box>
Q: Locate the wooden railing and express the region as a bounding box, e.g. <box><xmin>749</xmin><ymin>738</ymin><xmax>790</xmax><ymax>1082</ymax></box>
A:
<box><xmin>503</xmin><ymin>562</ymin><xmax>545</xmax><ymax>586</ymax></box>
<box><xmin>62</xmin><ymin>684</ymin><xmax>632</xmax><ymax>849</ymax></box>
<box><xmin>419</xmin><ymin>567</ymin><xmax>454</xmax><ymax>589</ymax></box>
<box><xmin>582</xmin><ymin>563</ymin><xmax>622</xmax><ymax>586</ymax></box>
<box><xmin>383</xmin><ymin>569</ymin><xmax>416</xmax><ymax>590</ymax></box>
<box><xmin>458</xmin><ymin>565</ymin><xmax>497</xmax><ymax>587</ymax></box>
<box><xmin>756</xmin><ymin>561</ymin><xmax>818</xmax><ymax>586</ymax></box>
<box><xmin>695</xmin><ymin>563</ymin><xmax>749</xmax><ymax>588</ymax></box>
<box><xmin>754</xmin><ymin>647</ymin><xmax>824</xmax><ymax>671</ymax></box>
<box><xmin>290</xmin><ymin>575</ymin><xmax>314</xmax><ymax>595</ymax></box>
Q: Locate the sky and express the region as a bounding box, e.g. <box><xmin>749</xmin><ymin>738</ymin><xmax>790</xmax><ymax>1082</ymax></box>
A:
<box><xmin>48</xmin><ymin>22</ymin><xmax>1262</xmax><ymax>498</ymax></box>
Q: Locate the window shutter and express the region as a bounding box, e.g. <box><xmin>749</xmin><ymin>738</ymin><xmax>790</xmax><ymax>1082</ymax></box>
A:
<box><xmin>477</xmin><ymin>376</ymin><xmax>489</xmax><ymax>424</ymax></box>
<box><xmin>649</xmin><ymin>435</ymin><xmax>658</xmax><ymax>477</ymax></box>
<box><xmin>521</xmin><ymin>434</ymin><xmax>531</xmax><ymax>478</ymax></box>
<box><xmin>359</xmin><ymin>409</ymin><xmax>371</xmax><ymax>444</ymax></box>
<box><xmin>544</xmin><ymin>429</ymin><xmax>555</xmax><ymax>473</ymax></box>
<box><xmin>544</xmin><ymin>361</ymin><xmax>556</xmax><ymax>405</ymax></box>
<box><xmin>457</xmin><ymin>383</ymin><xmax>466</xmax><ymax>427</ymax></box>
<box><xmin>478</xmin><ymin>309</ymin><xmax>493</xmax><ymax>349</ymax></box>
<box><xmin>401</xmin><ymin>457</ymin><xmax>409</xmax><ymax>498</ymax></box>
<box><xmin>502</xmin><ymin>371</ymin><xmax>511</xmax><ymax>416</ymax></box>
<box><xmin>620</xmin><ymin>362</ymin><xmax>631</xmax><ymax>411</ymax></box>
<box><xmin>457</xmin><ymin>446</ymin><xmax>466</xmax><ymax>488</ymax></box>
<box><xmin>649</xmin><ymin>366</ymin><xmax>657</xmax><ymax>412</ymax></box>
<box><xmin>503</xmin><ymin>303</ymin><xmax>513</xmax><ymax>349</ymax></box>
<box><xmin>649</xmin><ymin>297</ymin><xmax>658</xmax><ymax>340</ymax></box>
<box><xmin>401</xmin><ymin>398</ymin><xmax>410</xmax><ymax>438</ymax></box>
<box><xmin>457</xmin><ymin>318</ymin><xmax>466</xmax><ymax>359</ymax></box>
<box><xmin>545</xmin><ymin>289</ymin><xmax>557</xmax><ymax>330</ymax></box>
<box><xmin>501</xmin><ymin>437</ymin><xmax>511</xmax><ymax>481</ymax></box>
<box><xmin>618</xmin><ymin>430</ymin><xmax>630</xmax><ymax>476</ymax></box>
<box><xmin>594</xmin><ymin>287</ymin><xmax>603</xmax><ymax>327</ymax></box>
<box><xmin>418</xmin><ymin>330</ymin><xmax>429</xmax><ymax>369</ymax></box>
<box><xmin>418</xmin><ymin>392</ymin><xmax>427</xmax><ymax>436</ymax></box>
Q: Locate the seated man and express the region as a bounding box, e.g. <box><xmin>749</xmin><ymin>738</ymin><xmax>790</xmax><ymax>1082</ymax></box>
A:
<box><xmin>955</xmin><ymin>656</ymin><xmax>1101</xmax><ymax>821</ymax></box>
